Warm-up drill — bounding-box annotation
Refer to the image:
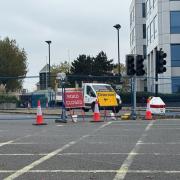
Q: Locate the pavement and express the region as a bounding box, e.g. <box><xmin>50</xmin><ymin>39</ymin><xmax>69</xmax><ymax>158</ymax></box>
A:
<box><xmin>0</xmin><ymin>114</ymin><xmax>180</xmax><ymax>179</ymax></box>
<box><xmin>0</xmin><ymin>107</ymin><xmax>179</xmax><ymax>119</ymax></box>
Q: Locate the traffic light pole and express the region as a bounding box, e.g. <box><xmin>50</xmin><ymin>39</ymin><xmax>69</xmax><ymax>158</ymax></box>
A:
<box><xmin>155</xmin><ymin>49</ymin><xmax>158</xmax><ymax>97</ymax></box>
<box><xmin>131</xmin><ymin>76</ymin><xmax>137</xmax><ymax>120</ymax></box>
<box><xmin>155</xmin><ymin>71</ymin><xmax>158</xmax><ymax>97</ymax></box>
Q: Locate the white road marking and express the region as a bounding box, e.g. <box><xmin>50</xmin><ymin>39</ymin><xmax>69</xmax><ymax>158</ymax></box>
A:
<box><xmin>0</xmin><ymin>134</ymin><xmax>31</xmax><ymax>148</ymax></box>
<box><xmin>1</xmin><ymin>169</ymin><xmax>180</xmax><ymax>174</ymax></box>
<box><xmin>61</xmin><ymin>152</ymin><xmax>180</xmax><ymax>156</ymax></box>
<box><xmin>3</xmin><ymin>141</ymin><xmax>76</xmax><ymax>180</ymax></box>
<box><xmin>137</xmin><ymin>142</ymin><xmax>180</xmax><ymax>145</ymax></box>
<box><xmin>4</xmin><ymin>122</ymin><xmax>111</xmax><ymax>180</ymax></box>
<box><xmin>0</xmin><ymin>141</ymin><xmax>14</xmax><ymax>147</ymax></box>
<box><xmin>56</xmin><ymin>125</ymin><xmax>64</xmax><ymax>127</ymax></box>
<box><xmin>0</xmin><ymin>153</ymin><xmax>46</xmax><ymax>156</ymax></box>
<box><xmin>1</xmin><ymin>152</ymin><xmax>180</xmax><ymax>156</ymax></box>
<box><xmin>2</xmin><ymin>141</ymin><xmax>179</xmax><ymax>145</ymax></box>
<box><xmin>0</xmin><ymin>130</ymin><xmax>7</xmax><ymax>132</ymax></box>
<box><xmin>113</xmin><ymin>121</ymin><xmax>154</xmax><ymax>180</ymax></box>
<box><xmin>0</xmin><ymin>129</ymin><xmax>49</xmax><ymax>149</ymax></box>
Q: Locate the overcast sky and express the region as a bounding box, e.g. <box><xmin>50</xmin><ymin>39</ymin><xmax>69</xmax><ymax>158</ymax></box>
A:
<box><xmin>0</xmin><ymin>0</ymin><xmax>131</xmax><ymax>91</ymax></box>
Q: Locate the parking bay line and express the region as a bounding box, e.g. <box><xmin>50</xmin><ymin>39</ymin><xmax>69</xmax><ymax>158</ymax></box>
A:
<box><xmin>3</xmin><ymin>122</ymin><xmax>112</xmax><ymax>180</ymax></box>
<box><xmin>1</xmin><ymin>170</ymin><xmax>180</xmax><ymax>174</ymax></box>
<box><xmin>1</xmin><ymin>152</ymin><xmax>180</xmax><ymax>156</ymax></box>
<box><xmin>0</xmin><ymin>128</ymin><xmax>49</xmax><ymax>149</ymax></box>
<box><xmin>113</xmin><ymin>121</ymin><xmax>155</xmax><ymax>180</ymax></box>
<box><xmin>2</xmin><ymin>141</ymin><xmax>180</xmax><ymax>145</ymax></box>
<box><xmin>0</xmin><ymin>134</ymin><xmax>32</xmax><ymax>148</ymax></box>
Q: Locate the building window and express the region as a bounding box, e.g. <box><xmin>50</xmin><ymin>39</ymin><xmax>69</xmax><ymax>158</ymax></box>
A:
<box><xmin>147</xmin><ymin>26</ymin><xmax>150</xmax><ymax>46</ymax></box>
<box><xmin>171</xmin><ymin>44</ymin><xmax>180</xmax><ymax>67</ymax></box>
<box><xmin>170</xmin><ymin>11</ymin><xmax>180</xmax><ymax>34</ymax></box>
<box><xmin>154</xmin><ymin>15</ymin><xmax>158</xmax><ymax>38</ymax></box>
<box><xmin>172</xmin><ymin>77</ymin><xmax>180</xmax><ymax>93</ymax></box>
<box><xmin>131</xmin><ymin>28</ymin><xmax>135</xmax><ymax>45</ymax></box>
<box><xmin>150</xmin><ymin>21</ymin><xmax>154</xmax><ymax>43</ymax></box>
<box><xmin>149</xmin><ymin>0</ymin><xmax>152</xmax><ymax>12</ymax></box>
<box><xmin>130</xmin><ymin>6</ymin><xmax>135</xmax><ymax>27</ymax></box>
<box><xmin>146</xmin><ymin>0</ymin><xmax>150</xmax><ymax>16</ymax></box>
<box><xmin>143</xmin><ymin>45</ymin><xmax>147</xmax><ymax>58</ymax></box>
<box><xmin>143</xmin><ymin>24</ymin><xmax>146</xmax><ymax>39</ymax></box>
<box><xmin>142</xmin><ymin>3</ymin><xmax>146</xmax><ymax>18</ymax></box>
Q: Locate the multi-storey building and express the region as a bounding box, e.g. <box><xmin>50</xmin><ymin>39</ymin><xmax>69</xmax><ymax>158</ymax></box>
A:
<box><xmin>130</xmin><ymin>0</ymin><xmax>180</xmax><ymax>94</ymax></box>
<box><xmin>130</xmin><ymin>0</ymin><xmax>147</xmax><ymax>91</ymax></box>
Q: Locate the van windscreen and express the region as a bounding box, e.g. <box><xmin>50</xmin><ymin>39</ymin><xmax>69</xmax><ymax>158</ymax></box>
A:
<box><xmin>92</xmin><ymin>85</ymin><xmax>114</xmax><ymax>92</ymax></box>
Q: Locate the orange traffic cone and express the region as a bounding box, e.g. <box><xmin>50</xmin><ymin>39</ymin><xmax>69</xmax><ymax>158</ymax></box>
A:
<box><xmin>145</xmin><ymin>98</ymin><xmax>152</xmax><ymax>120</ymax></box>
<box><xmin>91</xmin><ymin>100</ymin><xmax>104</xmax><ymax>122</ymax></box>
<box><xmin>33</xmin><ymin>100</ymin><xmax>47</xmax><ymax>125</ymax></box>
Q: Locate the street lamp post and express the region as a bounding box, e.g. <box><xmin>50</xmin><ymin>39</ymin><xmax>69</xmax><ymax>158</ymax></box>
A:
<box><xmin>45</xmin><ymin>40</ymin><xmax>52</xmax><ymax>88</ymax></box>
<box><xmin>55</xmin><ymin>73</ymin><xmax>67</xmax><ymax>123</ymax></box>
<box><xmin>45</xmin><ymin>40</ymin><xmax>52</xmax><ymax>107</ymax></box>
<box><xmin>113</xmin><ymin>24</ymin><xmax>121</xmax><ymax>76</ymax></box>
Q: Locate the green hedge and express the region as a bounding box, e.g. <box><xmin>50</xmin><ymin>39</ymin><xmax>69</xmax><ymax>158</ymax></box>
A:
<box><xmin>0</xmin><ymin>95</ymin><xmax>18</xmax><ymax>104</ymax></box>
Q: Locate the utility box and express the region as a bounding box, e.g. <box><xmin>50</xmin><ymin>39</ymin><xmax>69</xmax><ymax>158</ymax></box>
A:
<box><xmin>150</xmin><ymin>97</ymin><xmax>166</xmax><ymax>114</ymax></box>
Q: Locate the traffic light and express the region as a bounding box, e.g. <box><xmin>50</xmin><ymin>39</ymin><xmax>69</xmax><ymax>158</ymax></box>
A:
<box><xmin>126</xmin><ymin>55</ymin><xmax>136</xmax><ymax>76</ymax></box>
<box><xmin>156</xmin><ymin>49</ymin><xmax>167</xmax><ymax>74</ymax></box>
<box><xmin>136</xmin><ymin>55</ymin><xmax>145</xmax><ymax>76</ymax></box>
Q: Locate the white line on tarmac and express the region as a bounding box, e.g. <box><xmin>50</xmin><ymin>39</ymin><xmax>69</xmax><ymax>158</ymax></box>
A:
<box><xmin>0</xmin><ymin>130</ymin><xmax>7</xmax><ymax>132</ymax></box>
<box><xmin>5</xmin><ymin>141</ymin><xmax>180</xmax><ymax>145</ymax></box>
<box><xmin>56</xmin><ymin>125</ymin><xmax>64</xmax><ymax>127</ymax></box>
<box><xmin>1</xmin><ymin>169</ymin><xmax>180</xmax><ymax>174</ymax></box>
<box><xmin>0</xmin><ymin>153</ymin><xmax>46</xmax><ymax>156</ymax></box>
<box><xmin>0</xmin><ymin>141</ymin><xmax>14</xmax><ymax>147</ymax></box>
<box><xmin>137</xmin><ymin>142</ymin><xmax>180</xmax><ymax>145</ymax></box>
<box><xmin>0</xmin><ymin>134</ymin><xmax>31</xmax><ymax>148</ymax></box>
<box><xmin>113</xmin><ymin>121</ymin><xmax>154</xmax><ymax>180</ymax></box>
<box><xmin>3</xmin><ymin>122</ymin><xmax>112</xmax><ymax>180</ymax></box>
<box><xmin>61</xmin><ymin>152</ymin><xmax>180</xmax><ymax>156</ymax></box>
<box><xmin>0</xmin><ymin>128</ymin><xmax>49</xmax><ymax>149</ymax></box>
<box><xmin>1</xmin><ymin>152</ymin><xmax>180</xmax><ymax>156</ymax></box>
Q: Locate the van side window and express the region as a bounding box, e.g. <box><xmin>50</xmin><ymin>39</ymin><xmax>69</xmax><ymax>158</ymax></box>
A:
<box><xmin>87</xmin><ymin>86</ymin><xmax>96</xmax><ymax>97</ymax></box>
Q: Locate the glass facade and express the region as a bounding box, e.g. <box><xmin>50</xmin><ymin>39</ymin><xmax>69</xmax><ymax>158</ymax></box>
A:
<box><xmin>170</xmin><ymin>11</ymin><xmax>180</xmax><ymax>33</ymax></box>
<box><xmin>142</xmin><ymin>3</ymin><xmax>146</xmax><ymax>18</ymax></box>
<box><xmin>171</xmin><ymin>44</ymin><xmax>180</xmax><ymax>67</ymax></box>
<box><xmin>143</xmin><ymin>24</ymin><xmax>146</xmax><ymax>39</ymax></box>
<box><xmin>172</xmin><ymin>77</ymin><xmax>180</xmax><ymax>93</ymax></box>
<box><xmin>146</xmin><ymin>15</ymin><xmax>158</xmax><ymax>46</ymax></box>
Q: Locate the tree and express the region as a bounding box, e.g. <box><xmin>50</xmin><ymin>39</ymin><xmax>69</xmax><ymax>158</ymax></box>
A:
<box><xmin>0</xmin><ymin>37</ymin><xmax>27</xmax><ymax>91</ymax></box>
<box><xmin>71</xmin><ymin>55</ymin><xmax>93</xmax><ymax>75</ymax></box>
<box><xmin>50</xmin><ymin>61</ymin><xmax>70</xmax><ymax>89</ymax></box>
<box><xmin>92</xmin><ymin>51</ymin><xmax>113</xmax><ymax>76</ymax></box>
<box><xmin>113</xmin><ymin>63</ymin><xmax>126</xmax><ymax>75</ymax></box>
<box><xmin>70</xmin><ymin>51</ymin><xmax>114</xmax><ymax>76</ymax></box>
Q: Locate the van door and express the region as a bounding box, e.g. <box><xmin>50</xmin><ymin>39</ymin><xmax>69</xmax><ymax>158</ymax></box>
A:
<box><xmin>84</xmin><ymin>85</ymin><xmax>96</xmax><ymax>105</ymax></box>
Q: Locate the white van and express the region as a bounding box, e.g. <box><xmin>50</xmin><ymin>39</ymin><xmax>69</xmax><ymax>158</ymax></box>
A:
<box><xmin>56</xmin><ymin>83</ymin><xmax>122</xmax><ymax>113</ymax></box>
<box><xmin>83</xmin><ymin>83</ymin><xmax>122</xmax><ymax>113</ymax></box>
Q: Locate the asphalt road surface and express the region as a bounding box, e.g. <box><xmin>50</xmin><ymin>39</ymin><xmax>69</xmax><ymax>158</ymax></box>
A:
<box><xmin>0</xmin><ymin>114</ymin><xmax>180</xmax><ymax>180</ymax></box>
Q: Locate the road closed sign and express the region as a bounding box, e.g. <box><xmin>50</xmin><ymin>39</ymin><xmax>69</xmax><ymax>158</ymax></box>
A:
<box><xmin>64</xmin><ymin>91</ymin><xmax>84</xmax><ymax>108</ymax></box>
<box><xmin>97</xmin><ymin>91</ymin><xmax>118</xmax><ymax>107</ymax></box>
